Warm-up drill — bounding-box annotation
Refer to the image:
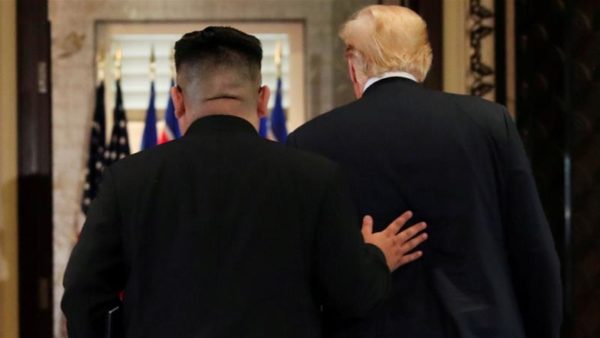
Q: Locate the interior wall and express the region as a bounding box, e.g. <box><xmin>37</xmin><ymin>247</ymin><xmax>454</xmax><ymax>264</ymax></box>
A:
<box><xmin>443</xmin><ymin>0</ymin><xmax>469</xmax><ymax>95</ymax></box>
<box><xmin>0</xmin><ymin>0</ymin><xmax>20</xmax><ymax>336</ymax></box>
<box><xmin>49</xmin><ymin>1</ymin><xmax>375</xmax><ymax>337</ymax></box>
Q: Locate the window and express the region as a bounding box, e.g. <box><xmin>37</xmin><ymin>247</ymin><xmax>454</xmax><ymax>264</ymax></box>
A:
<box><xmin>96</xmin><ymin>22</ymin><xmax>305</xmax><ymax>153</ymax></box>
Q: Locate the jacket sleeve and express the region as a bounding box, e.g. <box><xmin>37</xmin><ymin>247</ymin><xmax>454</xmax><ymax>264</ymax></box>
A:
<box><xmin>61</xmin><ymin>167</ymin><xmax>126</xmax><ymax>338</ymax></box>
<box><xmin>500</xmin><ymin>111</ymin><xmax>563</xmax><ymax>338</ymax></box>
<box><xmin>315</xmin><ymin>165</ymin><xmax>391</xmax><ymax>319</ymax></box>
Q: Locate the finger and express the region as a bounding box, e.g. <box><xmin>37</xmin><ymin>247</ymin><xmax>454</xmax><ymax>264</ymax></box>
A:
<box><xmin>397</xmin><ymin>251</ymin><xmax>423</xmax><ymax>268</ymax></box>
<box><xmin>385</xmin><ymin>210</ymin><xmax>413</xmax><ymax>235</ymax></box>
<box><xmin>399</xmin><ymin>232</ymin><xmax>428</xmax><ymax>254</ymax></box>
<box><xmin>361</xmin><ymin>215</ymin><xmax>374</xmax><ymax>237</ymax></box>
<box><xmin>395</xmin><ymin>222</ymin><xmax>427</xmax><ymax>241</ymax></box>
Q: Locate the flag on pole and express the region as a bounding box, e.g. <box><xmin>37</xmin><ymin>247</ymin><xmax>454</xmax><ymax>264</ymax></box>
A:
<box><xmin>81</xmin><ymin>82</ymin><xmax>106</xmax><ymax>214</ymax></box>
<box><xmin>158</xmin><ymin>79</ymin><xmax>182</xmax><ymax>144</ymax></box>
<box><xmin>270</xmin><ymin>76</ymin><xmax>287</xmax><ymax>142</ymax></box>
<box><xmin>269</xmin><ymin>41</ymin><xmax>287</xmax><ymax>142</ymax></box>
<box><xmin>141</xmin><ymin>80</ymin><xmax>157</xmax><ymax>150</ymax></box>
<box><xmin>105</xmin><ymin>79</ymin><xmax>130</xmax><ymax>166</ymax></box>
<box><xmin>258</xmin><ymin>116</ymin><xmax>268</xmax><ymax>138</ymax></box>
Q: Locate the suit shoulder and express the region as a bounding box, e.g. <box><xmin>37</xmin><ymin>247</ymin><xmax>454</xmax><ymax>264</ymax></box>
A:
<box><xmin>445</xmin><ymin>92</ymin><xmax>508</xmax><ymax>121</ymax></box>
<box><xmin>288</xmin><ymin>102</ymin><xmax>354</xmax><ymax>142</ymax></box>
<box><xmin>290</xmin><ymin>109</ymin><xmax>334</xmax><ymax>136</ymax></box>
<box><xmin>433</xmin><ymin>92</ymin><xmax>512</xmax><ymax>139</ymax></box>
<box><xmin>263</xmin><ymin>138</ymin><xmax>337</xmax><ymax>168</ymax></box>
<box><xmin>105</xmin><ymin>139</ymin><xmax>183</xmax><ymax>179</ymax></box>
<box><xmin>261</xmin><ymin>139</ymin><xmax>340</xmax><ymax>180</ymax></box>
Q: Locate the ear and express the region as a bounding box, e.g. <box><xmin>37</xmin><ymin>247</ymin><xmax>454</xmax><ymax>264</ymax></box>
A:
<box><xmin>347</xmin><ymin>58</ymin><xmax>364</xmax><ymax>99</ymax></box>
<box><xmin>171</xmin><ymin>86</ymin><xmax>185</xmax><ymax>119</ymax></box>
<box><xmin>171</xmin><ymin>85</ymin><xmax>190</xmax><ymax>133</ymax></box>
<box><xmin>257</xmin><ymin>85</ymin><xmax>271</xmax><ymax>119</ymax></box>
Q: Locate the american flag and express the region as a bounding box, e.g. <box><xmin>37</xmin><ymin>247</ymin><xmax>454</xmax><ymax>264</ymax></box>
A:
<box><xmin>105</xmin><ymin>79</ymin><xmax>130</xmax><ymax>166</ymax></box>
<box><xmin>81</xmin><ymin>82</ymin><xmax>106</xmax><ymax>214</ymax></box>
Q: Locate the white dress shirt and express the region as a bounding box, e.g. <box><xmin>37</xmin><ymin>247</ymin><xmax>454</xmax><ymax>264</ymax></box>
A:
<box><xmin>363</xmin><ymin>71</ymin><xmax>418</xmax><ymax>93</ymax></box>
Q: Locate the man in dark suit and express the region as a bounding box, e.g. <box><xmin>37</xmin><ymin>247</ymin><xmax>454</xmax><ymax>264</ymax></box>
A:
<box><xmin>287</xmin><ymin>5</ymin><xmax>562</xmax><ymax>338</ymax></box>
<box><xmin>61</xmin><ymin>27</ymin><xmax>429</xmax><ymax>338</ymax></box>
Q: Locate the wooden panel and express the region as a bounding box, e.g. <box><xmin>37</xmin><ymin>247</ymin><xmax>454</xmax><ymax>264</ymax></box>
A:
<box><xmin>443</xmin><ymin>0</ymin><xmax>469</xmax><ymax>95</ymax></box>
<box><xmin>17</xmin><ymin>0</ymin><xmax>54</xmax><ymax>336</ymax></box>
<box><xmin>516</xmin><ymin>1</ymin><xmax>600</xmax><ymax>337</ymax></box>
<box><xmin>0</xmin><ymin>0</ymin><xmax>20</xmax><ymax>337</ymax></box>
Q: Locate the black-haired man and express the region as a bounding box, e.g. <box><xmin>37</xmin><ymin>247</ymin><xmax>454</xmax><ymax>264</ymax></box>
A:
<box><xmin>61</xmin><ymin>26</ymin><xmax>427</xmax><ymax>338</ymax></box>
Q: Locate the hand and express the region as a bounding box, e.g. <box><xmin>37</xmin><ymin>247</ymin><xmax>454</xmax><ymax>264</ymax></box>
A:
<box><xmin>361</xmin><ymin>211</ymin><xmax>427</xmax><ymax>272</ymax></box>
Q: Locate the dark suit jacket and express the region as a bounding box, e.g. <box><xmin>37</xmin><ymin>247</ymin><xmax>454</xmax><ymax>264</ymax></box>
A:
<box><xmin>62</xmin><ymin>115</ymin><xmax>391</xmax><ymax>338</ymax></box>
<box><xmin>287</xmin><ymin>77</ymin><xmax>562</xmax><ymax>338</ymax></box>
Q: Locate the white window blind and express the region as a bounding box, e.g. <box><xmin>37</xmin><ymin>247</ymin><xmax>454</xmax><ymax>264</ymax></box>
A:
<box><xmin>97</xmin><ymin>22</ymin><xmax>305</xmax><ymax>154</ymax></box>
<box><xmin>107</xmin><ymin>33</ymin><xmax>291</xmax><ymax>120</ymax></box>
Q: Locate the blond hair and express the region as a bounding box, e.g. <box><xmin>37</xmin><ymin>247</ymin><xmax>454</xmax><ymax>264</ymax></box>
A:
<box><xmin>339</xmin><ymin>5</ymin><xmax>433</xmax><ymax>82</ymax></box>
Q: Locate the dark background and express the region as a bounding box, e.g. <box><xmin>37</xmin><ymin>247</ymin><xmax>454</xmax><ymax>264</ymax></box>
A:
<box><xmin>515</xmin><ymin>0</ymin><xmax>600</xmax><ymax>337</ymax></box>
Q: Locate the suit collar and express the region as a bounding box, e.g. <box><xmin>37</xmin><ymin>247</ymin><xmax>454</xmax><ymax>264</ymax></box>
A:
<box><xmin>363</xmin><ymin>76</ymin><xmax>420</xmax><ymax>97</ymax></box>
<box><xmin>185</xmin><ymin>114</ymin><xmax>258</xmax><ymax>137</ymax></box>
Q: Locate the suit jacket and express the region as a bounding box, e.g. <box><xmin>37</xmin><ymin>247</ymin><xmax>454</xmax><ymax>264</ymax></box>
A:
<box><xmin>287</xmin><ymin>77</ymin><xmax>562</xmax><ymax>338</ymax></box>
<box><xmin>62</xmin><ymin>115</ymin><xmax>391</xmax><ymax>338</ymax></box>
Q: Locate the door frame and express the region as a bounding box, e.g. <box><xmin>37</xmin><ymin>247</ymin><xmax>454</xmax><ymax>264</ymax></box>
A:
<box><xmin>17</xmin><ymin>0</ymin><xmax>54</xmax><ymax>336</ymax></box>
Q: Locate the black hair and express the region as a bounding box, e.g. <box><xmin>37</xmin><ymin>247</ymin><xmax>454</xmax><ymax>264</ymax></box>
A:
<box><xmin>174</xmin><ymin>26</ymin><xmax>262</xmax><ymax>79</ymax></box>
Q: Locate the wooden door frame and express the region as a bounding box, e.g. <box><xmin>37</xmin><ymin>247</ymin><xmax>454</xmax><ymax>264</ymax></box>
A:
<box><xmin>17</xmin><ymin>0</ymin><xmax>54</xmax><ymax>336</ymax></box>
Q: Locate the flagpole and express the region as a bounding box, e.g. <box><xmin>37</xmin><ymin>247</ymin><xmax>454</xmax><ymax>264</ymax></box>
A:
<box><xmin>149</xmin><ymin>44</ymin><xmax>156</xmax><ymax>81</ymax></box>
<box><xmin>141</xmin><ymin>44</ymin><xmax>158</xmax><ymax>150</ymax></box>
<box><xmin>114</xmin><ymin>44</ymin><xmax>122</xmax><ymax>81</ymax></box>
<box><xmin>106</xmin><ymin>43</ymin><xmax>130</xmax><ymax>164</ymax></box>
<box><xmin>96</xmin><ymin>47</ymin><xmax>105</xmax><ymax>84</ymax></box>
<box><xmin>274</xmin><ymin>41</ymin><xmax>282</xmax><ymax>78</ymax></box>
<box><xmin>269</xmin><ymin>41</ymin><xmax>287</xmax><ymax>142</ymax></box>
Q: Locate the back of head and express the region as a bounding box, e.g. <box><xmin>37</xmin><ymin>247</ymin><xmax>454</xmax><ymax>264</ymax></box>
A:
<box><xmin>174</xmin><ymin>26</ymin><xmax>263</xmax><ymax>115</ymax></box>
<box><xmin>340</xmin><ymin>5</ymin><xmax>432</xmax><ymax>82</ymax></box>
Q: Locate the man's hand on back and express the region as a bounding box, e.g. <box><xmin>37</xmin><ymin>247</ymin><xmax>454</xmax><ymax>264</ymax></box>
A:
<box><xmin>361</xmin><ymin>211</ymin><xmax>427</xmax><ymax>272</ymax></box>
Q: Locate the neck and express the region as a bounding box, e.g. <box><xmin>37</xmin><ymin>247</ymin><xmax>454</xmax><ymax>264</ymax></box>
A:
<box><xmin>189</xmin><ymin>100</ymin><xmax>258</xmax><ymax>130</ymax></box>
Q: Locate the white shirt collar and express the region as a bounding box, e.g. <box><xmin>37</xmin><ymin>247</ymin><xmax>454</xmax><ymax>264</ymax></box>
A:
<box><xmin>362</xmin><ymin>71</ymin><xmax>418</xmax><ymax>93</ymax></box>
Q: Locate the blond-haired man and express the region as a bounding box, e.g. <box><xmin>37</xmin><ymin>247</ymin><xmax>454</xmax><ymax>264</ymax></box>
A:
<box><xmin>288</xmin><ymin>5</ymin><xmax>562</xmax><ymax>338</ymax></box>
